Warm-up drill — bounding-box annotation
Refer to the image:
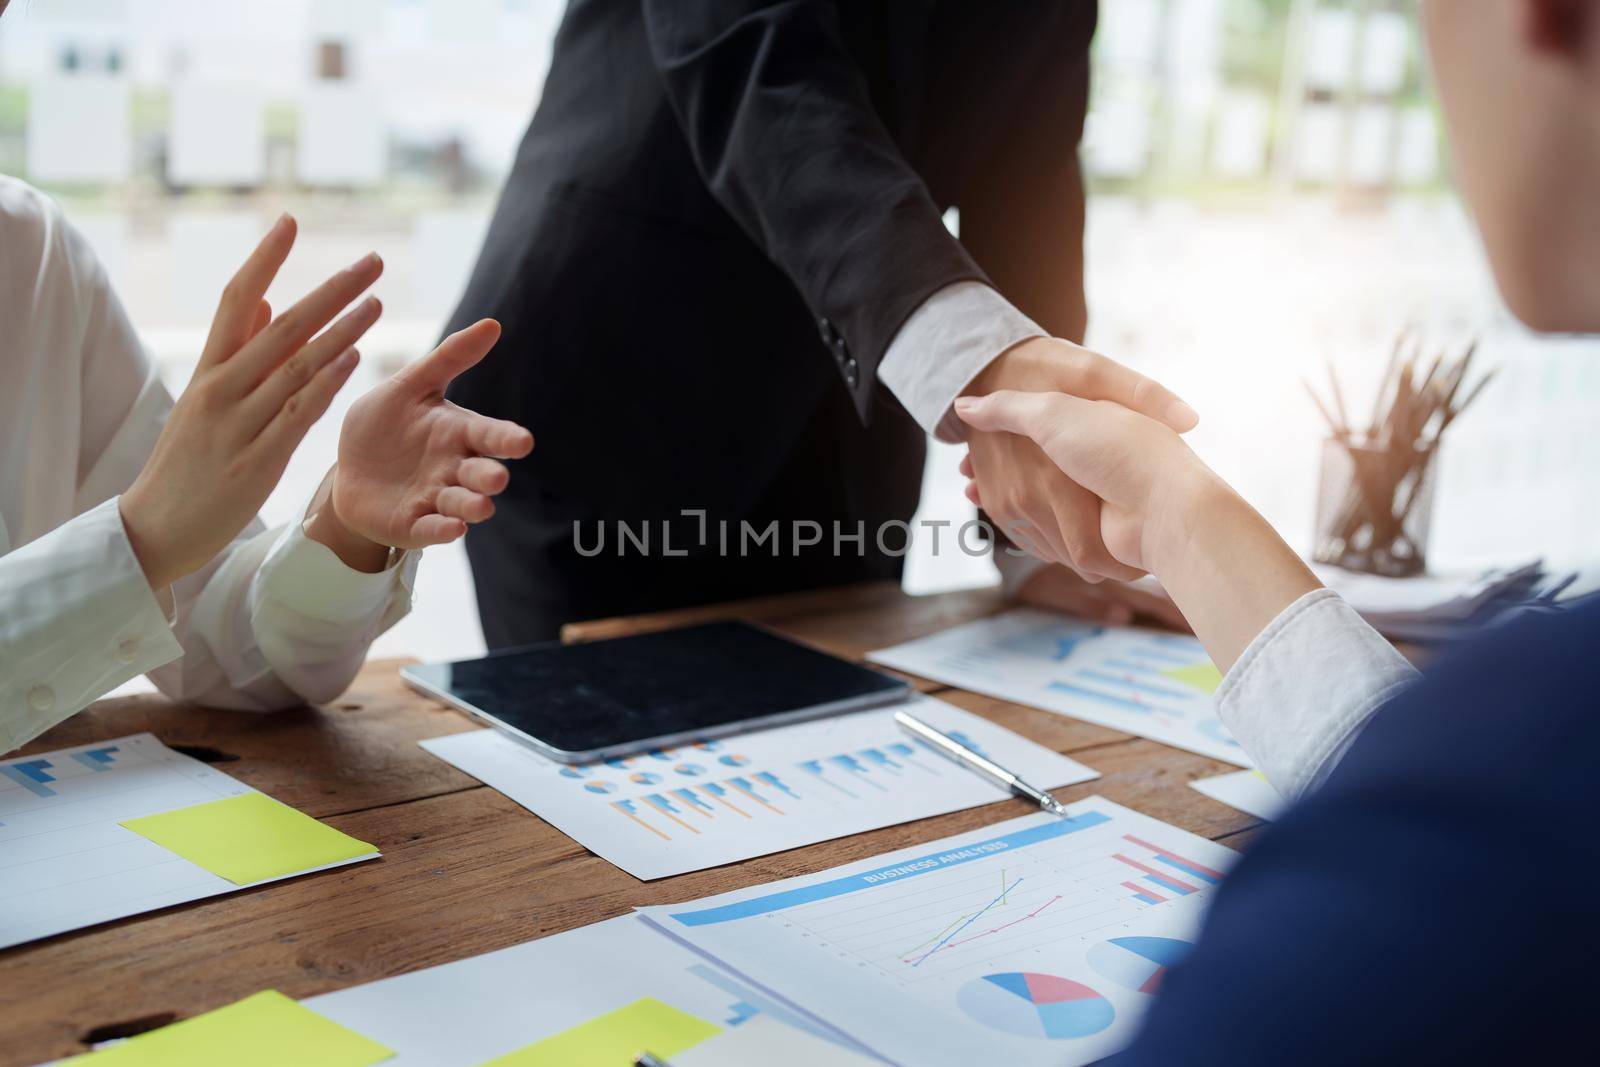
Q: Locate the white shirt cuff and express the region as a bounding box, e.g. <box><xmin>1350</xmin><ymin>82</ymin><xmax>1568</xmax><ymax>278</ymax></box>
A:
<box><xmin>256</xmin><ymin>516</ymin><xmax>419</xmax><ymax>627</ymax></box>
<box><xmin>1216</xmin><ymin>588</ymin><xmax>1420</xmax><ymax>800</ymax></box>
<box><xmin>0</xmin><ymin>498</ymin><xmax>184</xmax><ymax>753</ymax></box>
<box><xmin>878</xmin><ymin>281</ymin><xmax>1044</xmax><ymax>442</ymax></box>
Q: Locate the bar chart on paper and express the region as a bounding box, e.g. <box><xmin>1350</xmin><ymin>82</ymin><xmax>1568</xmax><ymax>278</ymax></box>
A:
<box><xmin>869</xmin><ymin>609</ymin><xmax>1249</xmax><ymax>765</ymax></box>
<box><xmin>0</xmin><ymin>733</ymin><xmax>377</xmax><ymax>949</ymax></box>
<box><xmin>647</xmin><ymin>797</ymin><xmax>1232</xmax><ymax>1067</ymax></box>
<box><xmin>419</xmin><ymin>695</ymin><xmax>1098</xmax><ymax>879</ymax></box>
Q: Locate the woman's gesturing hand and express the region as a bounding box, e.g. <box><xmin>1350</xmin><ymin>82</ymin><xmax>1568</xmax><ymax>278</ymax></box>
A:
<box><xmin>321</xmin><ymin>319</ymin><xmax>534</xmax><ymax>552</ymax></box>
<box><xmin>120</xmin><ymin>215</ymin><xmax>383</xmax><ymax>592</ymax></box>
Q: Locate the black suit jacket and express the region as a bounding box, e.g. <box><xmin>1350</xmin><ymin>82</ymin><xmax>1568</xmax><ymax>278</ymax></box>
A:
<box><xmin>1110</xmin><ymin>601</ymin><xmax>1600</xmax><ymax>1063</ymax></box>
<box><xmin>446</xmin><ymin>0</ymin><xmax>1097</xmax><ymax>645</ymax></box>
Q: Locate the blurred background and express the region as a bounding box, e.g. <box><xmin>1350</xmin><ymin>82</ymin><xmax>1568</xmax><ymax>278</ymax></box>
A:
<box><xmin>2</xmin><ymin>0</ymin><xmax>1594</xmax><ymax>665</ymax></box>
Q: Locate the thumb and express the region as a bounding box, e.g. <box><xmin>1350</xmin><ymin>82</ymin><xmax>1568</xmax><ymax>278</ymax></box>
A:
<box><xmin>396</xmin><ymin>318</ymin><xmax>502</xmax><ymax>394</ymax></box>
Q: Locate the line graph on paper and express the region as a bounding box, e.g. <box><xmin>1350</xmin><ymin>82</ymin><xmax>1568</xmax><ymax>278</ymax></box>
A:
<box><xmin>767</xmin><ymin>817</ymin><xmax>1224</xmax><ymax>986</ymax></box>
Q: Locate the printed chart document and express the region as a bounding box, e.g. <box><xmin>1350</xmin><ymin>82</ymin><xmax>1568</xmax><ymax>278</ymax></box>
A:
<box><xmin>869</xmin><ymin>610</ymin><xmax>1249</xmax><ymax>766</ymax></box>
<box><xmin>306</xmin><ymin>915</ymin><xmax>876</xmax><ymax>1065</ymax></box>
<box><xmin>420</xmin><ymin>694</ymin><xmax>1097</xmax><ymax>880</ymax></box>
<box><xmin>1190</xmin><ymin>769</ymin><xmax>1286</xmax><ymax>821</ymax></box>
<box><xmin>1</xmin><ymin>734</ymin><xmax>379</xmax><ymax>950</ymax></box>
<box><xmin>641</xmin><ymin>796</ymin><xmax>1237</xmax><ymax>1067</ymax></box>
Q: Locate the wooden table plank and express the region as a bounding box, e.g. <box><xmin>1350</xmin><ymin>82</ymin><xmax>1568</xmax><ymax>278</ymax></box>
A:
<box><xmin>9</xmin><ymin>660</ymin><xmax>480</xmax><ymax>820</ymax></box>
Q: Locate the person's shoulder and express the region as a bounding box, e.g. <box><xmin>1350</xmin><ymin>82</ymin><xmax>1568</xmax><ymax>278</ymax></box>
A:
<box><xmin>0</xmin><ymin>175</ymin><xmax>61</xmax><ymax>264</ymax></box>
<box><xmin>0</xmin><ymin>175</ymin><xmax>110</xmax><ymax>308</ymax></box>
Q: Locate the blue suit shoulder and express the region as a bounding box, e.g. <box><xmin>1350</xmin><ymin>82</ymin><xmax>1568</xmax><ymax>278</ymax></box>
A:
<box><xmin>1109</xmin><ymin>601</ymin><xmax>1600</xmax><ymax>1066</ymax></box>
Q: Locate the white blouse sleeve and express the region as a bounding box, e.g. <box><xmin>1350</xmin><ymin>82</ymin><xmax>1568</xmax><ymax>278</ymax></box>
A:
<box><xmin>1215</xmin><ymin>588</ymin><xmax>1420</xmax><ymax>799</ymax></box>
<box><xmin>0</xmin><ymin>193</ymin><xmax>415</xmax><ymax>753</ymax></box>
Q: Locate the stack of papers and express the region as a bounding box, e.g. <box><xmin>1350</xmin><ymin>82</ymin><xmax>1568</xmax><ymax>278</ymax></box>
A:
<box><xmin>1307</xmin><ymin>559</ymin><xmax>1549</xmax><ymax>640</ymax></box>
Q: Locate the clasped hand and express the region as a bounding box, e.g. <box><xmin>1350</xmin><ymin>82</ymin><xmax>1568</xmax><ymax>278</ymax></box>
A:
<box><xmin>956</xmin><ymin>337</ymin><xmax>1200</xmax><ymax>581</ymax></box>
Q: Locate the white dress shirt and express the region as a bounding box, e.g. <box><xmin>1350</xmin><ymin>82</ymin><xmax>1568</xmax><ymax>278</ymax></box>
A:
<box><xmin>0</xmin><ymin>177</ymin><xmax>417</xmax><ymax>755</ymax></box>
<box><xmin>878</xmin><ymin>280</ymin><xmax>1043</xmax><ymax>442</ymax></box>
<box><xmin>1217</xmin><ymin>588</ymin><xmax>1420</xmax><ymax>799</ymax></box>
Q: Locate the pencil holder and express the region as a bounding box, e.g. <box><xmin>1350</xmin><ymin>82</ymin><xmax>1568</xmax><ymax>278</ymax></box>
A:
<box><xmin>1312</xmin><ymin>436</ymin><xmax>1437</xmax><ymax>577</ymax></box>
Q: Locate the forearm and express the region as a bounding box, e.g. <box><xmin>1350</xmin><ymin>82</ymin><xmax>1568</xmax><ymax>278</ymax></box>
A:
<box><xmin>1148</xmin><ymin>475</ymin><xmax>1321</xmax><ymax>673</ymax></box>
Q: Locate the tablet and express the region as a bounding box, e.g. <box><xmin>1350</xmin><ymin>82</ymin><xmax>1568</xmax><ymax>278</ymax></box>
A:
<box><xmin>401</xmin><ymin>621</ymin><xmax>912</xmax><ymax>763</ymax></box>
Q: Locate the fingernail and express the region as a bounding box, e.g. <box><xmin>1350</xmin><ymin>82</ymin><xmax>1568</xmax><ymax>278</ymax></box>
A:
<box><xmin>1167</xmin><ymin>399</ymin><xmax>1199</xmax><ymax>429</ymax></box>
<box><xmin>954</xmin><ymin>396</ymin><xmax>978</xmax><ymax>415</ymax></box>
<box><xmin>337</xmin><ymin>347</ymin><xmax>360</xmax><ymax>369</ymax></box>
<box><xmin>350</xmin><ymin>251</ymin><xmax>381</xmax><ymax>273</ymax></box>
<box><xmin>359</xmin><ymin>295</ymin><xmax>382</xmax><ymax>317</ymax></box>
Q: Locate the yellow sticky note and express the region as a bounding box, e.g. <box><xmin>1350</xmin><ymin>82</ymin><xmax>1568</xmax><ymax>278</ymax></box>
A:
<box><xmin>484</xmin><ymin>997</ymin><xmax>721</xmax><ymax>1066</ymax></box>
<box><xmin>68</xmin><ymin>990</ymin><xmax>393</xmax><ymax>1066</ymax></box>
<box><xmin>120</xmin><ymin>792</ymin><xmax>376</xmax><ymax>885</ymax></box>
<box><xmin>1162</xmin><ymin>662</ymin><xmax>1224</xmax><ymax>695</ymax></box>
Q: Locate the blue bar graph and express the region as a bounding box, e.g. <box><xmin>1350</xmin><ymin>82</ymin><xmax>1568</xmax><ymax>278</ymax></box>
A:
<box><xmin>1076</xmin><ymin>668</ymin><xmax>1194</xmax><ymax>701</ymax></box>
<box><xmin>70</xmin><ymin>746</ymin><xmax>121</xmax><ymax>772</ymax></box>
<box><xmin>1153</xmin><ymin>853</ymin><xmax>1222</xmax><ymax>885</ymax></box>
<box><xmin>1047</xmin><ymin>680</ymin><xmax>1158</xmax><ymax>713</ymax></box>
<box><xmin>828</xmin><ymin>754</ymin><xmax>889</xmax><ymax>791</ymax></box>
<box><xmin>754</xmin><ymin>771</ymin><xmax>800</xmax><ymax>800</ymax></box>
<box><xmin>798</xmin><ymin>759</ymin><xmax>859</xmax><ymax>799</ymax></box>
<box><xmin>675</xmin><ymin>787</ymin><xmax>715</xmax><ymax>815</ymax></box>
<box><xmin>1145</xmin><ymin>873</ymin><xmax>1195</xmax><ymax>896</ymax></box>
<box><xmin>1</xmin><ymin>760</ymin><xmax>58</xmax><ymax>797</ymax></box>
<box><xmin>858</xmin><ymin>748</ymin><xmax>903</xmax><ymax>773</ymax></box>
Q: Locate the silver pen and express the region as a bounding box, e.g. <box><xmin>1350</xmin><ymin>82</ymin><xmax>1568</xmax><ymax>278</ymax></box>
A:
<box><xmin>895</xmin><ymin>710</ymin><xmax>1071</xmax><ymax>817</ymax></box>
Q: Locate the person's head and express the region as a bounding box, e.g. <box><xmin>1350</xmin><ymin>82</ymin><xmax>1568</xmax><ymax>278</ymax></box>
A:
<box><xmin>1425</xmin><ymin>0</ymin><xmax>1600</xmax><ymax>333</ymax></box>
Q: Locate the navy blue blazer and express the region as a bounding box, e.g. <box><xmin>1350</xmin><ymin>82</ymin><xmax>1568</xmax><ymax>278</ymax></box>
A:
<box><xmin>1111</xmin><ymin>600</ymin><xmax>1600</xmax><ymax>1064</ymax></box>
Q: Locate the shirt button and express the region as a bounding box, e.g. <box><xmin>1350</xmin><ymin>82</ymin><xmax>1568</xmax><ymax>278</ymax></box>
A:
<box><xmin>817</xmin><ymin>317</ymin><xmax>835</xmax><ymax>343</ymax></box>
<box><xmin>845</xmin><ymin>370</ymin><xmax>859</xmax><ymax>388</ymax></box>
<box><xmin>116</xmin><ymin>638</ymin><xmax>139</xmax><ymax>665</ymax></box>
<box><xmin>28</xmin><ymin>685</ymin><xmax>55</xmax><ymax>713</ymax></box>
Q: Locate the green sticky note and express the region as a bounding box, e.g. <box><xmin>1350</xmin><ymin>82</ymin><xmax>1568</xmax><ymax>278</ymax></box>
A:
<box><xmin>68</xmin><ymin>990</ymin><xmax>393</xmax><ymax>1066</ymax></box>
<box><xmin>120</xmin><ymin>792</ymin><xmax>376</xmax><ymax>885</ymax></box>
<box><xmin>484</xmin><ymin>997</ymin><xmax>721</xmax><ymax>1066</ymax></box>
<box><xmin>1163</xmin><ymin>662</ymin><xmax>1224</xmax><ymax>695</ymax></box>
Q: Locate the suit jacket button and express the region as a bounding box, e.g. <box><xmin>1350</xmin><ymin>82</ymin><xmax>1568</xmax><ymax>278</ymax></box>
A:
<box><xmin>845</xmin><ymin>370</ymin><xmax>859</xmax><ymax>388</ymax></box>
<box><xmin>818</xmin><ymin>317</ymin><xmax>835</xmax><ymax>343</ymax></box>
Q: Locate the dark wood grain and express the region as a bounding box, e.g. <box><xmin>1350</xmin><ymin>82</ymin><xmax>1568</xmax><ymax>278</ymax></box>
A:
<box><xmin>1</xmin><ymin>583</ymin><xmax>1266</xmax><ymax>1067</ymax></box>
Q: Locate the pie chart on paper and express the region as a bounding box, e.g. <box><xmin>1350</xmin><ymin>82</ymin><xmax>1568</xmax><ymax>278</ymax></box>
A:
<box><xmin>1087</xmin><ymin>935</ymin><xmax>1192</xmax><ymax>994</ymax></box>
<box><xmin>955</xmin><ymin>972</ymin><xmax>1115</xmax><ymax>1040</ymax></box>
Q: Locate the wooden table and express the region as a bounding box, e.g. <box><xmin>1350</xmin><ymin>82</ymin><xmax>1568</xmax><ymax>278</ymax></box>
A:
<box><xmin>1</xmin><ymin>582</ymin><xmax>1260</xmax><ymax>1066</ymax></box>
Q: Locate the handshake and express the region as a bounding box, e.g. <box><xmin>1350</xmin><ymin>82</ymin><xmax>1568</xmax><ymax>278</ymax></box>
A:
<box><xmin>955</xmin><ymin>336</ymin><xmax>1211</xmax><ymax>576</ymax></box>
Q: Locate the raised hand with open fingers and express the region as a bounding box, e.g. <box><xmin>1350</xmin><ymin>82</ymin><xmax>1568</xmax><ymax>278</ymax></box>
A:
<box><xmin>325</xmin><ymin>319</ymin><xmax>534</xmax><ymax>552</ymax></box>
<box><xmin>119</xmin><ymin>214</ymin><xmax>385</xmax><ymax>593</ymax></box>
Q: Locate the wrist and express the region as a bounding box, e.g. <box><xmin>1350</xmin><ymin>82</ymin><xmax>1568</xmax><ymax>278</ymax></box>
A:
<box><xmin>117</xmin><ymin>486</ymin><xmax>183</xmax><ymax>592</ymax></box>
<box><xmin>1142</xmin><ymin>467</ymin><xmax>1240</xmax><ymax>580</ymax></box>
<box><xmin>304</xmin><ymin>468</ymin><xmax>391</xmax><ymax>574</ymax></box>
